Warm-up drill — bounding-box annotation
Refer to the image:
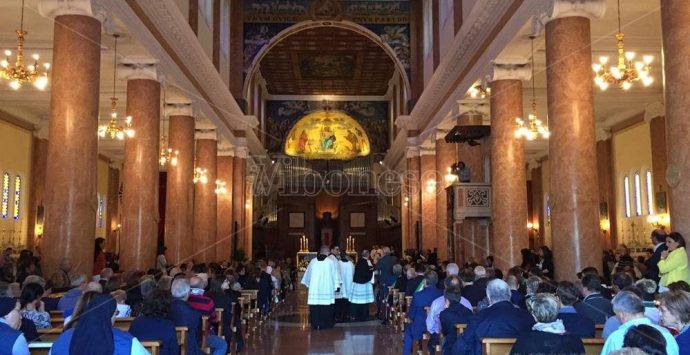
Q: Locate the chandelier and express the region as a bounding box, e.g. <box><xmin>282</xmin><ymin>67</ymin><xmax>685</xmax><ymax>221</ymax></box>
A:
<box><xmin>98</xmin><ymin>34</ymin><xmax>135</xmax><ymax>140</ymax></box>
<box><xmin>467</xmin><ymin>80</ymin><xmax>490</xmax><ymax>99</ymax></box>
<box><xmin>515</xmin><ymin>36</ymin><xmax>549</xmax><ymax>141</ymax></box>
<box><xmin>159</xmin><ymin>136</ymin><xmax>179</xmax><ymax>167</ymax></box>
<box><xmin>193</xmin><ymin>167</ymin><xmax>208</xmax><ymax>184</ymax></box>
<box><xmin>214</xmin><ymin>179</ymin><xmax>227</xmax><ymax>194</ymax></box>
<box><xmin>0</xmin><ymin>0</ymin><xmax>50</xmax><ymax>90</ymax></box>
<box><xmin>592</xmin><ymin>0</ymin><xmax>653</xmax><ymax>91</ymax></box>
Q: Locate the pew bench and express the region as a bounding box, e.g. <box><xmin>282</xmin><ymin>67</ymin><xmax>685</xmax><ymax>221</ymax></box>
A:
<box><xmin>481</xmin><ymin>337</ymin><xmax>605</xmax><ymax>355</ymax></box>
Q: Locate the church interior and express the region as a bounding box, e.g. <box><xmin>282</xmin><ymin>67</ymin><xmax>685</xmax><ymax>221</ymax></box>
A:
<box><xmin>0</xmin><ymin>0</ymin><xmax>689</xmax><ymax>354</ymax></box>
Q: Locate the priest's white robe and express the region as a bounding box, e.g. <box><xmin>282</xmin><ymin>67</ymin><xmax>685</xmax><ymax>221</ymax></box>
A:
<box><xmin>350</xmin><ymin>259</ymin><xmax>375</xmax><ymax>304</ymax></box>
<box><xmin>301</xmin><ymin>256</ymin><xmax>341</xmax><ymax>305</ymax></box>
<box><xmin>337</xmin><ymin>259</ymin><xmax>355</xmax><ymax>300</ymax></box>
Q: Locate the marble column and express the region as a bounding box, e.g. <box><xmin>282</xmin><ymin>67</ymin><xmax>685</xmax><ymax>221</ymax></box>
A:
<box><xmin>232</xmin><ymin>147</ymin><xmax>247</xmax><ymax>255</ymax></box>
<box><xmin>193</xmin><ymin>136</ymin><xmax>218</xmax><ymax>263</ymax></box>
<box><xmin>435</xmin><ymin>130</ymin><xmax>455</xmax><ymax>261</ymax></box>
<box><xmin>164</xmin><ymin>105</ymin><xmax>195</xmax><ymax>265</ymax></box>
<box><xmin>105</xmin><ymin>165</ymin><xmax>120</xmax><ymax>253</ymax></box>
<box><xmin>216</xmin><ymin>150</ymin><xmax>234</xmax><ymax>262</ymax></box>
<box><xmin>489</xmin><ymin>73</ymin><xmax>529</xmax><ymax>271</ymax></box>
<box><xmin>661</xmin><ymin>0</ymin><xmax>690</xmax><ymax>236</ymax></box>
<box><xmin>420</xmin><ymin>150</ymin><xmax>437</xmax><ymax>252</ymax></box>
<box><xmin>39</xmin><ymin>2</ymin><xmax>101</xmax><ymax>277</ymax></box>
<box><xmin>120</xmin><ymin>69</ymin><xmax>161</xmax><ymax>272</ymax></box>
<box><xmin>545</xmin><ymin>1</ymin><xmax>605</xmax><ymax>280</ymax></box>
<box><xmin>406</xmin><ymin>146</ymin><xmax>422</xmax><ymax>250</ymax></box>
<box><xmin>27</xmin><ymin>127</ymin><xmax>48</xmax><ymax>252</ymax></box>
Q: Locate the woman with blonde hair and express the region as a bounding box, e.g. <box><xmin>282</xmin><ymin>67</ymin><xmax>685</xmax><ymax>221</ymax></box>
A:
<box><xmin>658</xmin><ymin>232</ymin><xmax>690</xmax><ymax>290</ymax></box>
<box><xmin>658</xmin><ymin>290</ymin><xmax>690</xmax><ymax>353</ymax></box>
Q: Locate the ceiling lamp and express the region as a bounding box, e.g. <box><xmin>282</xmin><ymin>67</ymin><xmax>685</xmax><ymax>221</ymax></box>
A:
<box><xmin>515</xmin><ymin>36</ymin><xmax>550</xmax><ymax>141</ymax></box>
<box><xmin>214</xmin><ymin>179</ymin><xmax>227</xmax><ymax>194</ymax></box>
<box><xmin>98</xmin><ymin>34</ymin><xmax>135</xmax><ymax>140</ymax></box>
<box><xmin>159</xmin><ymin>136</ymin><xmax>179</xmax><ymax>167</ymax></box>
<box><xmin>467</xmin><ymin>80</ymin><xmax>490</xmax><ymax>99</ymax></box>
<box><xmin>592</xmin><ymin>0</ymin><xmax>653</xmax><ymax>91</ymax></box>
<box><xmin>0</xmin><ymin>0</ymin><xmax>50</xmax><ymax>90</ymax></box>
<box><xmin>193</xmin><ymin>167</ymin><xmax>208</xmax><ymax>184</ymax></box>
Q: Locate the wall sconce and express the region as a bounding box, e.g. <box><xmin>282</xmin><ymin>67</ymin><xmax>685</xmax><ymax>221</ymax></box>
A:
<box><xmin>425</xmin><ymin>179</ymin><xmax>436</xmax><ymax>194</ymax></box>
<box><xmin>444</xmin><ymin>167</ymin><xmax>458</xmax><ymax>184</ymax></box>
<box><xmin>245</xmin><ymin>200</ymin><xmax>251</xmax><ymax>209</ymax></box>
<box><xmin>600</xmin><ymin>218</ymin><xmax>610</xmax><ymax>234</ymax></box>
<box><xmin>403</xmin><ymin>196</ymin><xmax>409</xmax><ymax>207</ymax></box>
<box><xmin>647</xmin><ymin>213</ymin><xmax>670</xmax><ymax>229</ymax></box>
<box><xmin>527</xmin><ymin>222</ymin><xmax>539</xmax><ymax>232</ymax></box>
<box><xmin>34</xmin><ymin>224</ymin><xmax>43</xmax><ymax>237</ymax></box>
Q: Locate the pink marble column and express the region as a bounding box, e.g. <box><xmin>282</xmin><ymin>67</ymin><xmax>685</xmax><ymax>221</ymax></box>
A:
<box><xmin>232</xmin><ymin>148</ymin><xmax>247</xmax><ymax>255</ymax></box>
<box><xmin>661</xmin><ymin>0</ymin><xmax>690</xmax><ymax>237</ymax></box>
<box><xmin>27</xmin><ymin>134</ymin><xmax>48</xmax><ymax>252</ymax></box>
<box><xmin>420</xmin><ymin>152</ymin><xmax>437</xmax><ymax>252</ymax></box>
<box><xmin>457</xmin><ymin>112</ymin><xmax>485</xmax><ymax>263</ymax></box>
<box><xmin>120</xmin><ymin>77</ymin><xmax>161</xmax><ymax>272</ymax></box>
<box><xmin>194</xmin><ymin>137</ymin><xmax>218</xmax><ymax>263</ymax></box>
<box><xmin>490</xmin><ymin>79</ymin><xmax>528</xmax><ymax>271</ymax></box>
<box><xmin>406</xmin><ymin>147</ymin><xmax>422</xmax><ymax>250</ymax></box>
<box><xmin>436</xmin><ymin>132</ymin><xmax>455</xmax><ymax>261</ymax></box>
<box><xmin>164</xmin><ymin>109</ymin><xmax>195</xmax><ymax>264</ymax></box>
<box><xmin>40</xmin><ymin>9</ymin><xmax>101</xmax><ymax>277</ymax></box>
<box><xmin>105</xmin><ymin>165</ymin><xmax>120</xmax><ymax>253</ymax></box>
<box><xmin>546</xmin><ymin>14</ymin><xmax>602</xmax><ymax>280</ymax></box>
<box><xmin>216</xmin><ymin>152</ymin><xmax>234</xmax><ymax>262</ymax></box>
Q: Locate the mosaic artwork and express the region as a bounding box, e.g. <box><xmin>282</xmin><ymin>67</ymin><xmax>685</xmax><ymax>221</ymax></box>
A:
<box><xmin>284</xmin><ymin>110</ymin><xmax>371</xmax><ymax>160</ymax></box>
<box><xmin>299</xmin><ymin>54</ymin><xmax>356</xmax><ymax>79</ymax></box>
<box><xmin>265</xmin><ymin>100</ymin><xmax>389</xmax><ymax>154</ymax></box>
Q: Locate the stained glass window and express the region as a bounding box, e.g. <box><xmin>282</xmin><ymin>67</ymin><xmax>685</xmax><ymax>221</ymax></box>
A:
<box><xmin>634</xmin><ymin>172</ymin><xmax>642</xmax><ymax>216</ymax></box>
<box><xmin>1</xmin><ymin>173</ymin><xmax>8</xmax><ymax>219</ymax></box>
<box><xmin>646</xmin><ymin>169</ymin><xmax>654</xmax><ymax>215</ymax></box>
<box><xmin>623</xmin><ymin>176</ymin><xmax>631</xmax><ymax>218</ymax></box>
<box><xmin>12</xmin><ymin>175</ymin><xmax>21</xmax><ymax>220</ymax></box>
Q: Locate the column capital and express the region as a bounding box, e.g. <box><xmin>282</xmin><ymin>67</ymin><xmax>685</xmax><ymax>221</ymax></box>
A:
<box><xmin>492</xmin><ymin>62</ymin><xmax>531</xmax><ymax>82</ymax></box>
<box><xmin>457</xmin><ymin>100</ymin><xmax>490</xmax><ymax>117</ymax></box>
<box><xmin>234</xmin><ymin>146</ymin><xmax>249</xmax><ymax>159</ymax></box>
<box><xmin>118</xmin><ymin>60</ymin><xmax>159</xmax><ymax>81</ymax></box>
<box><xmin>195</xmin><ymin>129</ymin><xmax>217</xmax><ymax>141</ymax></box>
<box><xmin>33</xmin><ymin>119</ymin><xmax>50</xmax><ymax>140</ymax></box>
<box><xmin>218</xmin><ymin>147</ymin><xmax>235</xmax><ymax>157</ymax></box>
<box><xmin>595</xmin><ymin>126</ymin><xmax>611</xmax><ymax>141</ymax></box>
<box><xmin>406</xmin><ymin>145</ymin><xmax>420</xmax><ymax>158</ymax></box>
<box><xmin>38</xmin><ymin>0</ymin><xmax>95</xmax><ymax>18</ymax></box>
<box><xmin>164</xmin><ymin>103</ymin><xmax>194</xmax><ymax>118</ymax></box>
<box><xmin>546</xmin><ymin>0</ymin><xmax>606</xmax><ymax>22</ymax></box>
<box><xmin>643</xmin><ymin>101</ymin><xmax>665</xmax><ymax>123</ymax></box>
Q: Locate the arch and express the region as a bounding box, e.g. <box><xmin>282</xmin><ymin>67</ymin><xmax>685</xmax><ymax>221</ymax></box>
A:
<box><xmin>243</xmin><ymin>20</ymin><xmax>411</xmax><ymax>103</ymax></box>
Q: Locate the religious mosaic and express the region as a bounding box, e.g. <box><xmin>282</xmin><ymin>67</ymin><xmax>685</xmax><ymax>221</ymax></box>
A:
<box><xmin>284</xmin><ymin>110</ymin><xmax>371</xmax><ymax>160</ymax></box>
<box><xmin>243</xmin><ymin>0</ymin><xmax>410</xmax><ymax>74</ymax></box>
<box><xmin>265</xmin><ymin>100</ymin><xmax>389</xmax><ymax>154</ymax></box>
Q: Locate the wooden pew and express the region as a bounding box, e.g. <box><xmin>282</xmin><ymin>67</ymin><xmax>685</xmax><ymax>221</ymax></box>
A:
<box><xmin>481</xmin><ymin>337</ymin><xmax>605</xmax><ymax>355</ymax></box>
<box><xmin>49</xmin><ymin>310</ymin><xmax>63</xmax><ymax>318</ymax></box>
<box><xmin>455</xmin><ymin>323</ymin><xmax>467</xmax><ymax>335</ymax></box>
<box><xmin>215</xmin><ymin>308</ymin><xmax>224</xmax><ymax>339</ymax></box>
<box><xmin>201</xmin><ymin>315</ymin><xmax>210</xmax><ymax>353</ymax></box>
<box><xmin>176</xmin><ymin>326</ymin><xmax>188</xmax><ymax>355</ymax></box>
<box><xmin>38</xmin><ymin>327</ymin><xmax>63</xmax><ymax>342</ymax></box>
<box><xmin>50</xmin><ymin>317</ymin><xmax>65</xmax><ymax>328</ymax></box>
<box><xmin>28</xmin><ymin>342</ymin><xmax>52</xmax><ymax>355</ymax></box>
<box><xmin>595</xmin><ymin>324</ymin><xmax>604</xmax><ymax>338</ymax></box>
<box><xmin>140</xmin><ymin>340</ymin><xmax>161</xmax><ymax>355</ymax></box>
<box><xmin>113</xmin><ymin>317</ymin><xmax>135</xmax><ymax>331</ymax></box>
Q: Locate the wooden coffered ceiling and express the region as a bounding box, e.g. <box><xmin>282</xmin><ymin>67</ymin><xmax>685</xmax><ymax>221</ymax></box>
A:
<box><xmin>259</xmin><ymin>27</ymin><xmax>396</xmax><ymax>96</ymax></box>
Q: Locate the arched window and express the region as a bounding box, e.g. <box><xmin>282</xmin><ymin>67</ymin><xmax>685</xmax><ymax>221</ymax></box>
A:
<box><xmin>623</xmin><ymin>176</ymin><xmax>631</xmax><ymax>218</ymax></box>
<box><xmin>1</xmin><ymin>173</ymin><xmax>8</xmax><ymax>219</ymax></box>
<box><xmin>646</xmin><ymin>169</ymin><xmax>654</xmax><ymax>215</ymax></box>
<box><xmin>634</xmin><ymin>172</ymin><xmax>642</xmax><ymax>216</ymax></box>
<box><xmin>423</xmin><ymin>0</ymin><xmax>433</xmax><ymax>57</ymax></box>
<box><xmin>96</xmin><ymin>193</ymin><xmax>105</xmax><ymax>228</ymax></box>
<box><xmin>12</xmin><ymin>175</ymin><xmax>21</xmax><ymax>220</ymax></box>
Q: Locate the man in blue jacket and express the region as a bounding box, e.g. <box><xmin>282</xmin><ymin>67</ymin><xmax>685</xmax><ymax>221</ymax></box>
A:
<box><xmin>452</xmin><ymin>279</ymin><xmax>534</xmax><ymax>355</ymax></box>
<box><xmin>402</xmin><ymin>271</ymin><xmax>443</xmax><ymax>355</ymax></box>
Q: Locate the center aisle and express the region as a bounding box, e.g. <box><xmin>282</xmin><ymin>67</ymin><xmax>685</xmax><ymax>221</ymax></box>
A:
<box><xmin>246</xmin><ymin>288</ymin><xmax>403</xmax><ymax>354</ymax></box>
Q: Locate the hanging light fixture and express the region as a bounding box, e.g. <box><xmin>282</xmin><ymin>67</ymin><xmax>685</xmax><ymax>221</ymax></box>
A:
<box><xmin>592</xmin><ymin>0</ymin><xmax>654</xmax><ymax>91</ymax></box>
<box><xmin>193</xmin><ymin>167</ymin><xmax>208</xmax><ymax>184</ymax></box>
<box><xmin>98</xmin><ymin>34</ymin><xmax>135</xmax><ymax>140</ymax></box>
<box><xmin>515</xmin><ymin>36</ymin><xmax>550</xmax><ymax>141</ymax></box>
<box><xmin>159</xmin><ymin>136</ymin><xmax>179</xmax><ymax>167</ymax></box>
<box><xmin>214</xmin><ymin>179</ymin><xmax>227</xmax><ymax>194</ymax></box>
<box><xmin>0</xmin><ymin>0</ymin><xmax>50</xmax><ymax>90</ymax></box>
<box><xmin>467</xmin><ymin>80</ymin><xmax>490</xmax><ymax>99</ymax></box>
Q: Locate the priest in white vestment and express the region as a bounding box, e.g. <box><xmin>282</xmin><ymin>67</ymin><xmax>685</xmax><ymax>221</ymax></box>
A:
<box><xmin>335</xmin><ymin>254</ymin><xmax>355</xmax><ymax>322</ymax></box>
<box><xmin>301</xmin><ymin>245</ymin><xmax>342</xmax><ymax>329</ymax></box>
<box><xmin>350</xmin><ymin>250</ymin><xmax>375</xmax><ymax>321</ymax></box>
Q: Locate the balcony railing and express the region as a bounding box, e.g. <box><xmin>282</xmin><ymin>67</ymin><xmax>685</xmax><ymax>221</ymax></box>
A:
<box><xmin>447</xmin><ymin>182</ymin><xmax>492</xmax><ymax>221</ymax></box>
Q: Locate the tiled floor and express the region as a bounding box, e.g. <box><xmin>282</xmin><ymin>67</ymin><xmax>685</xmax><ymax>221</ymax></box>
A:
<box><xmin>246</xmin><ymin>289</ymin><xmax>403</xmax><ymax>354</ymax></box>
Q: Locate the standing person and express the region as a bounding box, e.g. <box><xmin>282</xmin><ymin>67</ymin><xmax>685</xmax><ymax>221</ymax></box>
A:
<box><xmin>49</xmin><ymin>258</ymin><xmax>73</xmax><ymax>292</ymax></box>
<box><xmin>376</xmin><ymin>246</ymin><xmax>397</xmax><ymax>320</ymax></box>
<box><xmin>335</xmin><ymin>254</ymin><xmax>354</xmax><ymax>323</ymax></box>
<box><xmin>350</xmin><ymin>250</ymin><xmax>375</xmax><ymax>322</ymax></box>
<box><xmin>156</xmin><ymin>246</ymin><xmax>168</xmax><ymax>274</ymax></box>
<box><xmin>658</xmin><ymin>232</ymin><xmax>690</xmax><ymax>290</ymax></box>
<box><xmin>93</xmin><ymin>238</ymin><xmax>106</xmax><ymax>276</ymax></box>
<box><xmin>538</xmin><ymin>246</ymin><xmax>554</xmax><ymax>279</ymax></box>
<box><xmin>645</xmin><ymin>229</ymin><xmax>668</xmax><ymax>283</ymax></box>
<box><xmin>301</xmin><ymin>245</ymin><xmax>341</xmax><ymax>330</ymax></box>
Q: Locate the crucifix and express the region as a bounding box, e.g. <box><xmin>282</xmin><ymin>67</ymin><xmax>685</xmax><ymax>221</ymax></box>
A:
<box><xmin>629</xmin><ymin>220</ymin><xmax>637</xmax><ymax>246</ymax></box>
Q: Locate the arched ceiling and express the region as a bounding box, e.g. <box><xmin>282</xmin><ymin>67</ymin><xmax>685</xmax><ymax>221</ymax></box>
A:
<box><xmin>258</xmin><ymin>26</ymin><xmax>396</xmax><ymax>96</ymax></box>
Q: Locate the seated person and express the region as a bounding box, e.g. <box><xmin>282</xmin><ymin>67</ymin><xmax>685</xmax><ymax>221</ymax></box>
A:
<box><xmin>601</xmin><ymin>291</ymin><xmax>678</xmax><ymax>354</ymax></box>
<box><xmin>19</xmin><ymin>283</ymin><xmax>50</xmax><ymax>329</ymax></box>
<box><xmin>63</xmin><ymin>290</ymin><xmax>100</xmax><ymax>327</ymax></box>
<box><xmin>51</xmin><ymin>294</ymin><xmax>148</xmax><ymax>354</ymax></box>
<box><xmin>426</xmin><ymin>264</ymin><xmax>469</xmax><ymax>354</ymax></box>
<box><xmin>405</xmin><ymin>264</ymin><xmax>426</xmax><ymax>296</ymax></box>
<box><xmin>205</xmin><ymin>275</ymin><xmax>235</xmax><ymax>351</ymax></box>
<box><xmin>510</xmin><ymin>293</ymin><xmax>585</xmax><ymax>354</ymax></box>
<box><xmin>0</xmin><ymin>297</ymin><xmax>29</xmax><ymax>355</ymax></box>
<box><xmin>556</xmin><ymin>281</ymin><xmax>595</xmax><ymax>337</ymax></box>
<box><xmin>574</xmin><ymin>273</ymin><xmax>613</xmax><ymax>324</ymax></box>
<box><xmin>57</xmin><ymin>273</ymin><xmax>87</xmax><ymax>313</ymax></box>
<box><xmin>402</xmin><ymin>271</ymin><xmax>443</xmax><ymax>355</ymax></box>
<box><xmin>453</xmin><ymin>279</ymin><xmax>534</xmax><ymax>355</ymax></box>
<box><xmin>658</xmin><ymin>290</ymin><xmax>690</xmax><ymax>353</ymax></box>
<box><xmin>111</xmin><ymin>289</ymin><xmax>131</xmax><ymax>318</ymax></box>
<box><xmin>129</xmin><ymin>289</ymin><xmax>180</xmax><ymax>355</ymax></box>
<box><xmin>507</xmin><ymin>275</ymin><xmax>525</xmax><ymax>309</ymax></box>
<box><xmin>439</xmin><ymin>276</ymin><xmax>473</xmax><ymax>355</ymax></box>
<box><xmin>623</xmin><ymin>324</ymin><xmax>668</xmax><ymax>355</ymax></box>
